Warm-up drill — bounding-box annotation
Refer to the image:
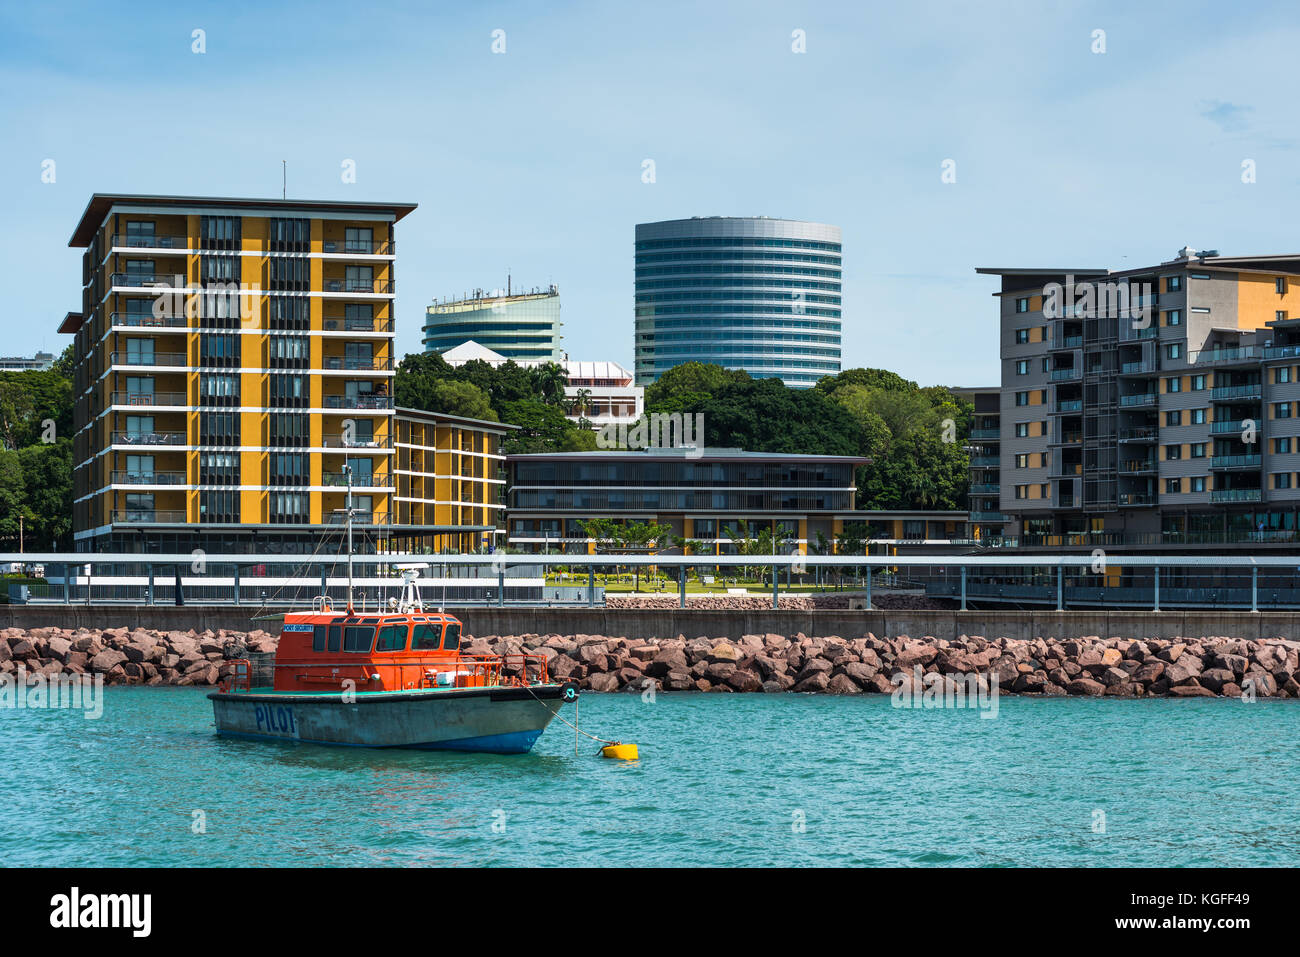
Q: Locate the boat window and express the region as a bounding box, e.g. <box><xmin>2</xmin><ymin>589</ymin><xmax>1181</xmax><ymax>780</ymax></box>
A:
<box><xmin>411</xmin><ymin>623</ymin><xmax>441</xmax><ymax>650</ymax></box>
<box><xmin>443</xmin><ymin>622</ymin><xmax>461</xmax><ymax>651</ymax></box>
<box><xmin>328</xmin><ymin>625</ymin><xmax>341</xmax><ymax>652</ymax></box>
<box><xmin>343</xmin><ymin>626</ymin><xmax>374</xmax><ymax>653</ymax></box>
<box><xmin>312</xmin><ymin>624</ymin><xmax>328</xmax><ymax>652</ymax></box>
<box><xmin>375</xmin><ymin>624</ymin><xmax>406</xmax><ymax>652</ymax></box>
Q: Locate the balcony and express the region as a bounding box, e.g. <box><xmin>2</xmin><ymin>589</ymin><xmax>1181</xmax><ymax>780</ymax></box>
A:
<box><xmin>969</xmin><ymin>455</ymin><xmax>999</xmax><ymax>468</ymax></box>
<box><xmin>1210</xmin><ymin>419</ymin><xmax>1259</xmax><ymax>434</ymax></box>
<box><xmin>1210</xmin><ymin>384</ymin><xmax>1262</xmax><ymax>401</ymax></box>
<box><xmin>1118</xmin><ymin>427</ymin><xmax>1157</xmax><ymax>442</ymax></box>
<box><xmin>112</xmin><ymin>430</ymin><xmax>186</xmax><ymax>446</ymax></box>
<box><xmin>112</xmin><ymin>509</ymin><xmax>188</xmax><ymax>524</ymax></box>
<box><xmin>1118</xmin><ymin>325</ymin><xmax>1158</xmax><ymax>341</ymax></box>
<box><xmin>111</xmin><ymin>391</ymin><xmax>187</xmax><ymax>407</ymax></box>
<box><xmin>1049</xmin><ymin>431</ymin><xmax>1083</xmax><ymax>445</ymax></box>
<box><xmin>322</xmin><ymin>318</ymin><xmax>394</xmax><ymax>333</ymax></box>
<box><xmin>969</xmin><ymin>428</ymin><xmax>1000</xmax><ymax>440</ymax></box>
<box><xmin>1211</xmin><ymin>488</ymin><xmax>1263</xmax><ymax>504</ymax></box>
<box><xmin>110</xmin><ymin>351</ymin><xmax>187</xmax><ymax>368</ymax></box>
<box><xmin>1119</xmin><ymin>393</ymin><xmax>1157</xmax><ymax>408</ymax></box>
<box><xmin>969</xmin><ymin>483</ymin><xmax>1000</xmax><ymax>494</ymax></box>
<box><xmin>320</xmin><ymin>472</ymin><xmax>395</xmax><ymax>488</ymax></box>
<box><xmin>111</xmin><ymin>233</ymin><xmax>188</xmax><ymax>250</ymax></box>
<box><xmin>111</xmin><ymin>470</ymin><xmax>187</xmax><ymax>485</ymax></box>
<box><xmin>322</xmin><ymin>279</ymin><xmax>394</xmax><ymax>294</ymax></box>
<box><xmin>1121</xmin><ymin>459</ymin><xmax>1158</xmax><ymax>474</ymax></box>
<box><xmin>110</xmin><ymin>272</ymin><xmax>186</xmax><ymax>289</ymax></box>
<box><xmin>110</xmin><ymin>311</ymin><xmax>189</xmax><ymax>329</ymax></box>
<box><xmin>321</xmin><ymin>434</ymin><xmax>387</xmax><ymax>449</ymax></box>
<box><xmin>1211</xmin><ymin>454</ymin><xmax>1263</xmax><ymax>470</ymax></box>
<box><xmin>322</xmin><ymin>356</ymin><xmax>394</xmax><ymax>371</ymax></box>
<box><xmin>323</xmin><ymin>395</ymin><xmax>393</xmax><ymax>410</ymax></box>
<box><xmin>1119</xmin><ymin>360</ymin><xmax>1156</xmax><ymax>375</ymax></box>
<box><xmin>1055</xmin><ymin>400</ymin><xmax>1083</xmax><ymax>413</ymax></box>
<box><xmin>1263</xmin><ymin>344</ymin><xmax>1300</xmax><ymax>360</ymax></box>
<box><xmin>1118</xmin><ymin>493</ymin><xmax>1155</xmax><ymax>506</ymax></box>
<box><xmin>1191</xmin><ymin>346</ymin><xmax>1259</xmax><ymax>364</ymax></box>
<box><xmin>1049</xmin><ymin>368</ymin><xmax>1080</xmax><ymax>381</ymax></box>
<box><xmin>969</xmin><ymin>511</ymin><xmax>1007</xmax><ymax>522</ymax></box>
<box><xmin>321</xmin><ymin>239</ymin><xmax>394</xmax><ymax>256</ymax></box>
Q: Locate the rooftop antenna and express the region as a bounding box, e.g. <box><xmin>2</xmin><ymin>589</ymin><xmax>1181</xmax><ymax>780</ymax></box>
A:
<box><xmin>282</xmin><ymin>160</ymin><xmax>286</xmax><ymax>199</ymax></box>
<box><xmin>344</xmin><ymin>463</ymin><xmax>355</xmax><ymax>613</ymax></box>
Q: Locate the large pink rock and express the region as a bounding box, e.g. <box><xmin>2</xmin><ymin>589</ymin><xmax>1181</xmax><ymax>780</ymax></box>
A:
<box><xmin>91</xmin><ymin>649</ymin><xmax>128</xmax><ymax>673</ymax></box>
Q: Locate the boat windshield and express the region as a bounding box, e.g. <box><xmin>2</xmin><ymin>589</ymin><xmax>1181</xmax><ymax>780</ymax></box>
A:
<box><xmin>411</xmin><ymin>623</ymin><xmax>441</xmax><ymax>650</ymax></box>
<box><xmin>443</xmin><ymin>622</ymin><xmax>460</xmax><ymax>651</ymax></box>
<box><xmin>375</xmin><ymin>623</ymin><xmax>406</xmax><ymax>652</ymax></box>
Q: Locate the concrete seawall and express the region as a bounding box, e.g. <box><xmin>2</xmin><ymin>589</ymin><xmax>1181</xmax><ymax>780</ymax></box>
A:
<box><xmin>3</xmin><ymin>604</ymin><xmax>1299</xmax><ymax>642</ymax></box>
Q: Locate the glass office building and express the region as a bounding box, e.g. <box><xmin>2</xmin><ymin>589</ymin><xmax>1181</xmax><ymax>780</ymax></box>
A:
<box><xmin>423</xmin><ymin>285</ymin><xmax>562</xmax><ymax>362</ymax></box>
<box><xmin>634</xmin><ymin>217</ymin><xmax>842</xmax><ymax>389</ymax></box>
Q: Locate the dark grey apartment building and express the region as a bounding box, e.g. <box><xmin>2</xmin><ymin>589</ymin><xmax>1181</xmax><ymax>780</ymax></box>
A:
<box><xmin>978</xmin><ymin>248</ymin><xmax>1300</xmax><ymax>550</ymax></box>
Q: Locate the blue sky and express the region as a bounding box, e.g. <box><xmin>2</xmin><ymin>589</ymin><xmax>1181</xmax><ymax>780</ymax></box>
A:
<box><xmin>3</xmin><ymin>0</ymin><xmax>1299</xmax><ymax>386</ymax></box>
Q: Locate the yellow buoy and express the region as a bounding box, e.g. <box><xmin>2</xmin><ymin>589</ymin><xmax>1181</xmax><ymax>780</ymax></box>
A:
<box><xmin>600</xmin><ymin>742</ymin><xmax>639</xmax><ymax>760</ymax></box>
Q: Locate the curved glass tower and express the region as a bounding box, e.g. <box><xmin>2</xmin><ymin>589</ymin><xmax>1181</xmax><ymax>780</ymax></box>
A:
<box><xmin>634</xmin><ymin>217</ymin><xmax>842</xmax><ymax>388</ymax></box>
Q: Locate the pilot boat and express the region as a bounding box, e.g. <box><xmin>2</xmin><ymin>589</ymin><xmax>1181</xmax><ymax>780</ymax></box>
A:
<box><xmin>208</xmin><ymin>475</ymin><xmax>576</xmax><ymax>754</ymax></box>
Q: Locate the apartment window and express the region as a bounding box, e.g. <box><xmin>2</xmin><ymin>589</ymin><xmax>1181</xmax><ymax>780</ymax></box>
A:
<box><xmin>1015</xmin><ymin>453</ymin><xmax>1030</xmax><ymax>468</ymax></box>
<box><xmin>270</xmin><ymin>373</ymin><xmax>307</xmax><ymax>408</ymax></box>
<box><xmin>1190</xmin><ymin>375</ymin><xmax>1206</xmax><ymax>391</ymax></box>
<box><xmin>1165</xmin><ymin>478</ymin><xmax>1181</xmax><ymax>494</ymax></box>
<box><xmin>269</xmin><ymin>412</ymin><xmax>309</xmax><ymax>448</ymax></box>
<box><xmin>269</xmin><ymin>452</ymin><xmax>307</xmax><ymax>486</ymax></box>
<box><xmin>1015</xmin><ymin>391</ymin><xmax>1029</xmax><ymax>406</ymax></box>
<box><xmin>1165</xmin><ymin>376</ymin><xmax>1181</xmax><ymax>393</ymax></box>
<box><xmin>345</xmin><ymin>227</ymin><xmax>374</xmax><ymax>253</ymax></box>
<box><xmin>199</xmin><ymin>216</ymin><xmax>240</xmax><ymax>250</ymax></box>
<box><xmin>1275</xmin><ymin>402</ymin><xmax>1293</xmax><ymax>419</ymax></box>
<box><xmin>269</xmin><ymin>257</ymin><xmax>310</xmax><ymax>291</ymax></box>
<box><xmin>1191</xmin><ymin>409</ymin><xmax>1207</xmax><ymax>424</ymax></box>
<box><xmin>125</xmin><ymin>221</ymin><xmax>156</xmax><ymax>245</ymax></box>
<box><xmin>1015</xmin><ymin>297</ymin><xmax>1030</xmax><ymax>313</ymax></box>
<box><xmin>1041</xmin><ymin>357</ymin><xmax>1050</xmax><ymax>373</ymax></box>
<box><xmin>1190</xmin><ymin>272</ymin><xmax>1211</xmax><ymax>280</ymax></box>
<box><xmin>1275</xmin><ymin>472</ymin><xmax>1294</xmax><ymax>489</ymax></box>
<box><xmin>1166</xmin><ymin>276</ymin><xmax>1182</xmax><ymax>292</ymax></box>
<box><xmin>270</xmin><ymin>491</ymin><xmax>308</xmax><ymax>524</ymax></box>
<box><xmin>1274</xmin><ymin>437</ymin><xmax>1292</xmax><ymax>454</ymax></box>
<box><xmin>199</xmin><ymin>451</ymin><xmax>237</xmax><ymax>486</ymax></box>
<box><xmin>1277</xmin><ymin>277</ymin><xmax>1288</xmax><ymax>294</ymax></box>
<box><xmin>201</xmin><ymin>255</ymin><xmax>239</xmax><ymax>284</ymax></box>
<box><xmin>1276</xmin><ymin>367</ymin><xmax>1292</xmax><ymax>384</ymax></box>
<box><xmin>199</xmin><ymin>489</ymin><xmax>239</xmax><ymax>524</ymax></box>
<box><xmin>1165</xmin><ymin>309</ymin><xmax>1182</xmax><ymax>326</ymax></box>
<box><xmin>1014</xmin><ymin>485</ymin><xmax>1028</xmax><ymax>499</ymax></box>
<box><xmin>125</xmin><ymin>454</ymin><xmax>154</xmax><ymax>482</ymax></box>
<box><xmin>269</xmin><ymin>335</ymin><xmax>309</xmax><ymax>368</ymax></box>
<box><xmin>200</xmin><ymin>334</ymin><xmax>239</xmax><ymax>368</ymax></box>
<box><xmin>199</xmin><ymin>411</ymin><xmax>238</xmax><ymax>445</ymax></box>
<box><xmin>269</xmin><ymin>295</ymin><xmax>309</xmax><ymax>331</ymax></box>
<box><xmin>1190</xmin><ymin>443</ymin><xmax>1206</xmax><ymax>458</ymax></box>
<box><xmin>199</xmin><ymin>373</ymin><xmax>238</xmax><ymax>405</ymax></box>
<box><xmin>269</xmin><ymin>217</ymin><xmax>310</xmax><ymax>252</ymax></box>
<box><xmin>1015</xmin><ymin>328</ymin><xmax>1030</xmax><ymax>344</ymax></box>
<box><xmin>1278</xmin><ymin>311</ymin><xmax>1289</xmax><ymax>322</ymax></box>
<box><xmin>1166</xmin><ymin>343</ymin><xmax>1181</xmax><ymax>360</ymax></box>
<box><xmin>1190</xmin><ymin>477</ymin><xmax>1206</xmax><ymax>492</ymax></box>
<box><xmin>343</xmin><ymin>303</ymin><xmax>374</xmax><ymax>331</ymax></box>
<box><xmin>1015</xmin><ymin>360</ymin><xmax>1029</xmax><ymax>376</ymax></box>
<box><xmin>1014</xmin><ymin>422</ymin><xmax>1029</xmax><ymax>438</ymax></box>
<box><xmin>124</xmin><ymin>493</ymin><xmax>155</xmax><ymax>521</ymax></box>
<box><xmin>1165</xmin><ymin>410</ymin><xmax>1182</xmax><ymax>427</ymax></box>
<box><xmin>344</xmin><ymin>265</ymin><xmax>374</xmax><ymax>293</ymax></box>
<box><xmin>1165</xmin><ymin>444</ymin><xmax>1181</xmax><ymax>460</ymax></box>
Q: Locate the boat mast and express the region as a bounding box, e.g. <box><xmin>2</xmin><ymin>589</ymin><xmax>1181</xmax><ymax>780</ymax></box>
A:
<box><xmin>345</xmin><ymin>463</ymin><xmax>354</xmax><ymax>613</ymax></box>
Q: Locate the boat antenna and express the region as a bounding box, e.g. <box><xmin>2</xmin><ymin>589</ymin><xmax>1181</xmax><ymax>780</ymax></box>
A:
<box><xmin>345</xmin><ymin>463</ymin><xmax>355</xmax><ymax>613</ymax></box>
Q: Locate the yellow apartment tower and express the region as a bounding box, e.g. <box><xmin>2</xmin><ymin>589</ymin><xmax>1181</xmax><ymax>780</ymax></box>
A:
<box><xmin>62</xmin><ymin>194</ymin><xmax>509</xmax><ymax>555</ymax></box>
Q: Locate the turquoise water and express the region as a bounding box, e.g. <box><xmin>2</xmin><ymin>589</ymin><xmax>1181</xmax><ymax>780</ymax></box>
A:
<box><xmin>1</xmin><ymin>688</ymin><xmax>1296</xmax><ymax>867</ymax></box>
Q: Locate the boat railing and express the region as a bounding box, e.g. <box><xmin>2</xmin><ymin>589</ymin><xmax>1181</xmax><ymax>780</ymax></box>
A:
<box><xmin>220</xmin><ymin>659</ymin><xmax>252</xmax><ymax>693</ymax></box>
<box><xmin>311</xmin><ymin>595</ymin><xmax>335</xmax><ymax>613</ymax></box>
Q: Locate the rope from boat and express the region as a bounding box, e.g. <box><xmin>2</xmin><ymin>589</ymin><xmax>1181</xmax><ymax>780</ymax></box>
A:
<box><xmin>517</xmin><ymin>679</ymin><xmax>618</xmax><ymax>747</ymax></box>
